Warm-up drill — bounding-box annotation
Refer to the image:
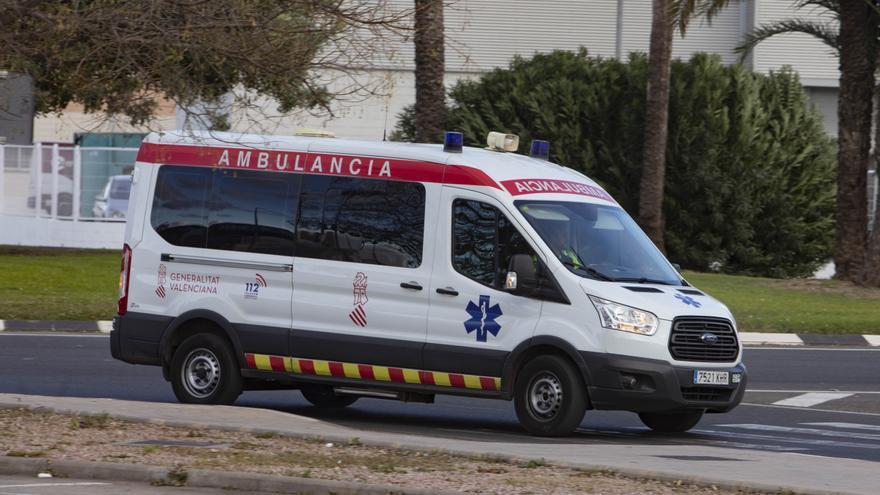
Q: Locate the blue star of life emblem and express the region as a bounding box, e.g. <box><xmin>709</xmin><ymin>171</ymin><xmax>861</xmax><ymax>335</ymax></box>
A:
<box><xmin>674</xmin><ymin>293</ymin><xmax>702</xmax><ymax>308</ymax></box>
<box><xmin>464</xmin><ymin>295</ymin><xmax>503</xmax><ymax>342</ymax></box>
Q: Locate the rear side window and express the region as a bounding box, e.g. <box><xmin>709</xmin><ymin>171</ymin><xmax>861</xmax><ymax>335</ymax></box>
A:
<box><xmin>151</xmin><ymin>165</ymin><xmax>424</xmax><ymax>265</ymax></box>
<box><xmin>296</xmin><ymin>175</ymin><xmax>425</xmax><ymax>268</ymax></box>
<box><xmin>151</xmin><ymin>167</ymin><xmax>211</xmax><ymax>248</ymax></box>
<box><xmin>207</xmin><ymin>169</ymin><xmax>297</xmax><ymax>256</ymax></box>
<box><xmin>151</xmin><ymin>166</ymin><xmax>297</xmax><ymax>256</ymax></box>
<box><xmin>452</xmin><ymin>199</ymin><xmax>537</xmax><ymax>289</ymax></box>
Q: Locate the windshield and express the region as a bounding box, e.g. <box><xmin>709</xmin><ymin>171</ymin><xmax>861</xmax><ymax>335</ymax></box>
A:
<box><xmin>110</xmin><ymin>177</ymin><xmax>131</xmax><ymax>200</ymax></box>
<box><xmin>515</xmin><ymin>200</ymin><xmax>682</xmax><ymax>285</ymax></box>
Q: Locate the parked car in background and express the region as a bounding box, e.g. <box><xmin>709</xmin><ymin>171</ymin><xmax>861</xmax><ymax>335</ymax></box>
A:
<box><xmin>93</xmin><ymin>174</ymin><xmax>132</xmax><ymax>218</ymax></box>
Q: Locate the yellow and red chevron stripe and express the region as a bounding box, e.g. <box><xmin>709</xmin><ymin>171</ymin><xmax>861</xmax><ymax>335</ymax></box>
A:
<box><xmin>244</xmin><ymin>353</ymin><xmax>501</xmax><ymax>392</ymax></box>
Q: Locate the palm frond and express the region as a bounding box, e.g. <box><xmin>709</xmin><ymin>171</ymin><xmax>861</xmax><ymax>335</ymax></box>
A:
<box><xmin>671</xmin><ymin>0</ymin><xmax>732</xmax><ymax>35</ymax></box>
<box><xmin>736</xmin><ymin>19</ymin><xmax>839</xmax><ymax>58</ymax></box>
<box><xmin>794</xmin><ymin>0</ymin><xmax>839</xmax><ymax>19</ymax></box>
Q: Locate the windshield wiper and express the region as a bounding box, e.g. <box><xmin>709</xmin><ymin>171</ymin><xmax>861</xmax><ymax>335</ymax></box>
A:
<box><xmin>561</xmin><ymin>260</ymin><xmax>613</xmax><ymax>281</ymax></box>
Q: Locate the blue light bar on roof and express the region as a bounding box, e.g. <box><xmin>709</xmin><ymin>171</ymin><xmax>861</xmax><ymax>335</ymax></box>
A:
<box><xmin>444</xmin><ymin>131</ymin><xmax>463</xmax><ymax>153</ymax></box>
<box><xmin>529</xmin><ymin>139</ymin><xmax>550</xmax><ymax>160</ymax></box>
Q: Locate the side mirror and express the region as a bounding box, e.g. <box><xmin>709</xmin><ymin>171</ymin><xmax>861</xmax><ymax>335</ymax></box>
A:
<box><xmin>672</xmin><ymin>263</ymin><xmax>681</xmax><ymax>272</ymax></box>
<box><xmin>507</xmin><ymin>254</ymin><xmax>538</xmax><ymax>293</ymax></box>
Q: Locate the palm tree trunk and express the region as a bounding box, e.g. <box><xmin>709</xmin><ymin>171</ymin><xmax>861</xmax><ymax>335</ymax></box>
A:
<box><xmin>638</xmin><ymin>0</ymin><xmax>675</xmax><ymax>253</ymax></box>
<box><xmin>859</xmin><ymin>83</ymin><xmax>880</xmax><ymax>286</ymax></box>
<box><xmin>413</xmin><ymin>0</ymin><xmax>446</xmax><ymax>144</ymax></box>
<box><xmin>835</xmin><ymin>0</ymin><xmax>876</xmax><ymax>281</ymax></box>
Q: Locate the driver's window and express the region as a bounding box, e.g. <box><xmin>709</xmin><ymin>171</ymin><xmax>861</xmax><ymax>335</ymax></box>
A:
<box><xmin>452</xmin><ymin>199</ymin><xmax>536</xmax><ymax>290</ymax></box>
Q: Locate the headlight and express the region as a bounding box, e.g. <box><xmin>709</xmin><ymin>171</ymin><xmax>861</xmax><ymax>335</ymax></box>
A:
<box><xmin>589</xmin><ymin>296</ymin><xmax>659</xmax><ymax>336</ymax></box>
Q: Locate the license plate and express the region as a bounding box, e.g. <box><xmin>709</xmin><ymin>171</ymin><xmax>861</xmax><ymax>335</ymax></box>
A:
<box><xmin>693</xmin><ymin>370</ymin><xmax>729</xmax><ymax>385</ymax></box>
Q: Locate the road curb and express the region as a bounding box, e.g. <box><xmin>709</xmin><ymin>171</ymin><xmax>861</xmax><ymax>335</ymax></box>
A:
<box><xmin>2</xmin><ymin>321</ymin><xmax>877</xmax><ymax>346</ymax></box>
<box><xmin>0</xmin><ymin>456</ymin><xmax>456</xmax><ymax>495</ymax></box>
<box><xmin>0</xmin><ymin>320</ymin><xmax>113</xmax><ymax>333</ymax></box>
<box><xmin>738</xmin><ymin>332</ymin><xmax>877</xmax><ymax>346</ymax></box>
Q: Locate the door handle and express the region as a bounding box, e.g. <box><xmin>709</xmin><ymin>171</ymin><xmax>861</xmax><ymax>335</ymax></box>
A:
<box><xmin>436</xmin><ymin>287</ymin><xmax>459</xmax><ymax>296</ymax></box>
<box><xmin>400</xmin><ymin>281</ymin><xmax>423</xmax><ymax>291</ymax></box>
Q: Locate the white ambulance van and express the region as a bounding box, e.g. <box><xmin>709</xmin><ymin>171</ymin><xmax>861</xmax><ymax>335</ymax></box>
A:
<box><xmin>111</xmin><ymin>130</ymin><xmax>746</xmax><ymax>436</ymax></box>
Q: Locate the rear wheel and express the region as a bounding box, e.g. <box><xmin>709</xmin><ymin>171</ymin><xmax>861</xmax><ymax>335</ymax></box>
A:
<box><xmin>301</xmin><ymin>385</ymin><xmax>358</xmax><ymax>408</ymax></box>
<box><xmin>639</xmin><ymin>410</ymin><xmax>704</xmax><ymax>433</ymax></box>
<box><xmin>514</xmin><ymin>354</ymin><xmax>588</xmax><ymax>437</ymax></box>
<box><xmin>170</xmin><ymin>333</ymin><xmax>242</xmax><ymax>405</ymax></box>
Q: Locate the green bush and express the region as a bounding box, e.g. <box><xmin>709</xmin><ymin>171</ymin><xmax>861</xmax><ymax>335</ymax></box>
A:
<box><xmin>393</xmin><ymin>50</ymin><xmax>835</xmax><ymax>277</ymax></box>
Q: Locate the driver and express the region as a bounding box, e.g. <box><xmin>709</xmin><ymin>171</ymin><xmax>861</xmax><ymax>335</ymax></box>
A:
<box><xmin>545</xmin><ymin>222</ymin><xmax>583</xmax><ymax>270</ymax></box>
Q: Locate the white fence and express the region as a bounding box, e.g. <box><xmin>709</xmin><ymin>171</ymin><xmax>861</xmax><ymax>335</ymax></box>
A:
<box><xmin>0</xmin><ymin>143</ymin><xmax>135</xmax><ymax>248</ymax></box>
<box><xmin>1</xmin><ymin>143</ymin><xmax>879</xmax><ymax>248</ymax></box>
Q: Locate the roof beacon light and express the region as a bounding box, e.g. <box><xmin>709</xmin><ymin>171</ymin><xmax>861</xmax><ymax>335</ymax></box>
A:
<box><xmin>444</xmin><ymin>131</ymin><xmax>464</xmax><ymax>153</ymax></box>
<box><xmin>486</xmin><ymin>132</ymin><xmax>519</xmax><ymax>152</ymax></box>
<box><xmin>529</xmin><ymin>139</ymin><xmax>550</xmax><ymax>160</ymax></box>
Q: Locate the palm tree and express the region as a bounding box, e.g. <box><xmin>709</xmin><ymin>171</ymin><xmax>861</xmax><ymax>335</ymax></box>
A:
<box><xmin>639</xmin><ymin>0</ymin><xmax>730</xmax><ymax>252</ymax></box>
<box><xmin>737</xmin><ymin>0</ymin><xmax>880</xmax><ymax>284</ymax></box>
<box><xmin>413</xmin><ymin>0</ymin><xmax>446</xmax><ymax>143</ymax></box>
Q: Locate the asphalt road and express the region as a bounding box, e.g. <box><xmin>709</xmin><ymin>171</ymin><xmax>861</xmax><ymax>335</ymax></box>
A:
<box><xmin>1</xmin><ymin>333</ymin><xmax>879</xmax><ymax>463</ymax></box>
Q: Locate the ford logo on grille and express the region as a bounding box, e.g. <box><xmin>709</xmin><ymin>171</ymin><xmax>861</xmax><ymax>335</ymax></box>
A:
<box><xmin>701</xmin><ymin>332</ymin><xmax>719</xmax><ymax>345</ymax></box>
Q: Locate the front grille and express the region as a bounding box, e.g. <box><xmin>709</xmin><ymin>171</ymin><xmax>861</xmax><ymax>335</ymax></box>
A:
<box><xmin>680</xmin><ymin>387</ymin><xmax>732</xmax><ymax>402</ymax></box>
<box><xmin>669</xmin><ymin>317</ymin><xmax>738</xmax><ymax>362</ymax></box>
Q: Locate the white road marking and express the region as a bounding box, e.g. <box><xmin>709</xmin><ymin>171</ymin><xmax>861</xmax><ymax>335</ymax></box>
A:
<box><xmin>0</xmin><ymin>333</ymin><xmax>109</xmax><ymax>338</ymax></box>
<box><xmin>803</xmin><ymin>422</ymin><xmax>880</xmax><ymax>432</ymax></box>
<box><xmin>0</xmin><ymin>483</ymin><xmax>110</xmax><ymax>488</ymax></box>
<box><xmin>745</xmin><ymin>347</ymin><xmax>880</xmax><ymax>351</ymax></box>
<box><xmin>748</xmin><ymin>389</ymin><xmax>880</xmax><ymax>394</ymax></box>
<box><xmin>772</xmin><ymin>392</ymin><xmax>853</xmax><ymax>407</ymax></box>
<box><xmin>0</xmin><ymin>320</ymin><xmax>5</xmax><ymax>331</ymax></box>
<box><xmin>864</xmin><ymin>334</ymin><xmax>880</xmax><ymax>346</ymax></box>
<box><xmin>96</xmin><ymin>321</ymin><xmax>113</xmax><ymax>333</ymax></box>
<box><xmin>742</xmin><ymin>402</ymin><xmax>880</xmax><ymax>417</ymax></box>
<box><xmin>717</xmin><ymin>423</ymin><xmax>880</xmax><ymax>441</ymax></box>
<box><xmin>698</xmin><ymin>428</ymin><xmax>880</xmax><ymax>450</ymax></box>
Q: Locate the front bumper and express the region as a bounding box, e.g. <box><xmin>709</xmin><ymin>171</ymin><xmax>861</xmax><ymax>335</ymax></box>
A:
<box><xmin>581</xmin><ymin>352</ymin><xmax>746</xmax><ymax>413</ymax></box>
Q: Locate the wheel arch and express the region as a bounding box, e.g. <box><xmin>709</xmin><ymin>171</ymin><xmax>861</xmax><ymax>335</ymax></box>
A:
<box><xmin>502</xmin><ymin>336</ymin><xmax>593</xmax><ymax>401</ymax></box>
<box><xmin>159</xmin><ymin>310</ymin><xmax>244</xmax><ymax>378</ymax></box>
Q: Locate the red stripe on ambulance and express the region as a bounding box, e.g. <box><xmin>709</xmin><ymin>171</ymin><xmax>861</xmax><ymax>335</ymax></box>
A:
<box><xmin>136</xmin><ymin>142</ymin><xmax>499</xmax><ymax>189</ymax></box>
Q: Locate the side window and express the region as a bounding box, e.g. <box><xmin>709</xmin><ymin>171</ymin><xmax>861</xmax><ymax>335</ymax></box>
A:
<box><xmin>452</xmin><ymin>199</ymin><xmax>538</xmax><ymax>289</ymax></box>
<box><xmin>296</xmin><ymin>175</ymin><xmax>425</xmax><ymax>268</ymax></box>
<box><xmin>206</xmin><ymin>169</ymin><xmax>297</xmax><ymax>256</ymax></box>
<box><xmin>452</xmin><ymin>200</ymin><xmax>497</xmax><ymax>286</ymax></box>
<box><xmin>151</xmin><ymin>166</ymin><xmax>211</xmax><ymax>248</ymax></box>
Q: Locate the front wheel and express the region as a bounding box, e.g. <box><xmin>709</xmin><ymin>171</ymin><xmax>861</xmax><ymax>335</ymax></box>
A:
<box><xmin>639</xmin><ymin>410</ymin><xmax>704</xmax><ymax>433</ymax></box>
<box><xmin>170</xmin><ymin>333</ymin><xmax>242</xmax><ymax>405</ymax></box>
<box><xmin>301</xmin><ymin>385</ymin><xmax>358</xmax><ymax>408</ymax></box>
<box><xmin>514</xmin><ymin>355</ymin><xmax>588</xmax><ymax>437</ymax></box>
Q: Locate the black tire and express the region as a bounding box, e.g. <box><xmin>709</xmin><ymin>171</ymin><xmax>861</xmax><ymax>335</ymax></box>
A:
<box><xmin>639</xmin><ymin>410</ymin><xmax>704</xmax><ymax>433</ymax></box>
<box><xmin>170</xmin><ymin>333</ymin><xmax>242</xmax><ymax>405</ymax></box>
<box><xmin>514</xmin><ymin>354</ymin><xmax>588</xmax><ymax>437</ymax></box>
<box><xmin>301</xmin><ymin>385</ymin><xmax>359</xmax><ymax>408</ymax></box>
